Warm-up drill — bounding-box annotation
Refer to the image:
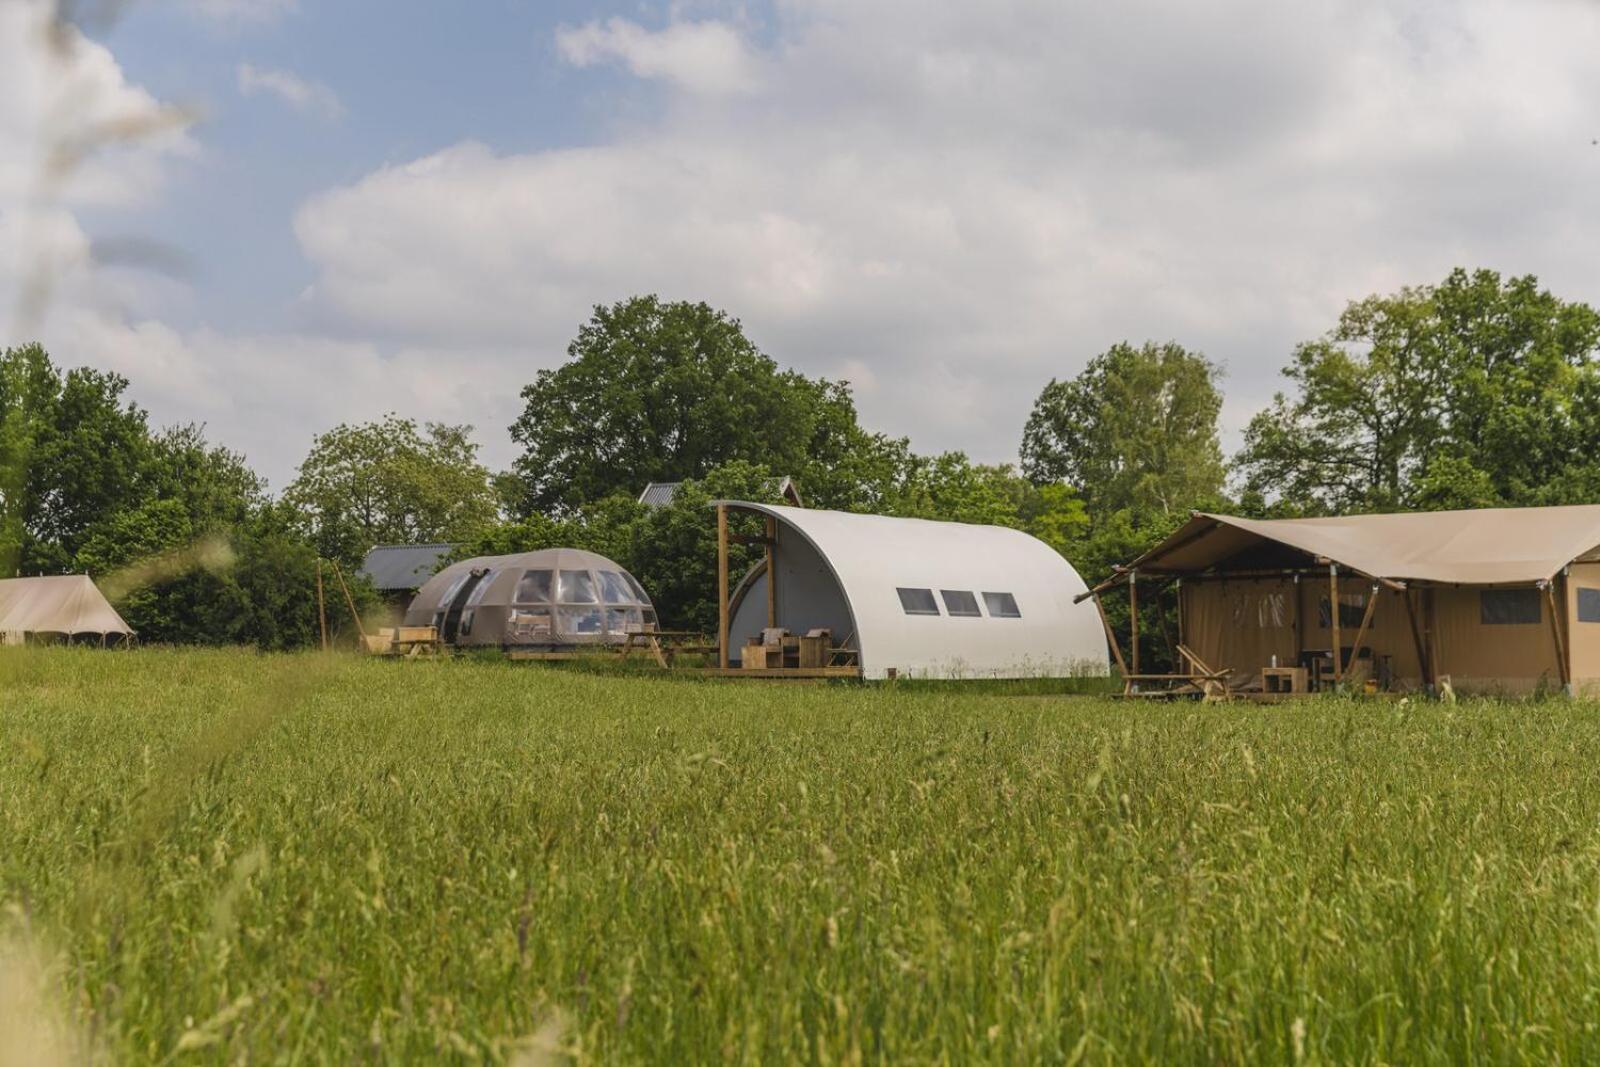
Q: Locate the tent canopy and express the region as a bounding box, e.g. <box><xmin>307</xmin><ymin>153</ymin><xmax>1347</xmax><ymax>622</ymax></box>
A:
<box><xmin>0</xmin><ymin>575</ymin><xmax>133</xmax><ymax>636</ymax></box>
<box><xmin>1128</xmin><ymin>505</ymin><xmax>1600</xmax><ymax>585</ymax></box>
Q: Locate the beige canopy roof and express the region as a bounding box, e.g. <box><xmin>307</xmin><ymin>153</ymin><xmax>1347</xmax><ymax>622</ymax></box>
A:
<box><xmin>1128</xmin><ymin>505</ymin><xmax>1600</xmax><ymax>586</ymax></box>
<box><xmin>0</xmin><ymin>575</ymin><xmax>133</xmax><ymax>636</ymax></box>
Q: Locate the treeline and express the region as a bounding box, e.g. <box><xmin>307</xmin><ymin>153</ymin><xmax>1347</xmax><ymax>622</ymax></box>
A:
<box><xmin>3</xmin><ymin>269</ymin><xmax>1598</xmax><ymax>653</ymax></box>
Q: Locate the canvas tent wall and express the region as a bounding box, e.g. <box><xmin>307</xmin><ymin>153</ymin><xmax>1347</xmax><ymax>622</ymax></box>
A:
<box><xmin>1108</xmin><ymin>505</ymin><xmax>1600</xmax><ymax>695</ymax></box>
<box><xmin>0</xmin><ymin>575</ymin><xmax>133</xmax><ymax>644</ymax></box>
<box><xmin>404</xmin><ymin>548</ymin><xmax>657</xmax><ymax>648</ymax></box>
<box><xmin>717</xmin><ymin>501</ymin><xmax>1108</xmax><ymax>680</ymax></box>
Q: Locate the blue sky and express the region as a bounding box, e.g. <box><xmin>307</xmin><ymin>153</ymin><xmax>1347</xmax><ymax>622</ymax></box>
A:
<box><xmin>5</xmin><ymin>0</ymin><xmax>1599</xmax><ymax>490</ymax></box>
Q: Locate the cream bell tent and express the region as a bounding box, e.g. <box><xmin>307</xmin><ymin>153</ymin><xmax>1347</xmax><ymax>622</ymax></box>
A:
<box><xmin>715</xmin><ymin>501</ymin><xmax>1108</xmax><ymax>679</ymax></box>
<box><xmin>0</xmin><ymin>575</ymin><xmax>133</xmax><ymax>645</ymax></box>
<box><xmin>1098</xmin><ymin>504</ymin><xmax>1600</xmax><ymax>696</ymax></box>
<box><xmin>405</xmin><ymin>548</ymin><xmax>657</xmax><ymax>649</ymax></box>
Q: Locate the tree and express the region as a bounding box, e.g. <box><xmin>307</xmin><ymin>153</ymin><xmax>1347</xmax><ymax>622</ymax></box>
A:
<box><xmin>508</xmin><ymin>296</ymin><xmax>886</xmax><ymax>514</ymax></box>
<box><xmin>286</xmin><ymin>415</ymin><xmax>497</xmax><ymax>566</ymax></box>
<box><xmin>1021</xmin><ymin>341</ymin><xmax>1226</xmax><ymax>519</ymax></box>
<box><xmin>1237</xmin><ymin>269</ymin><xmax>1600</xmax><ymax>513</ymax></box>
<box><xmin>0</xmin><ymin>344</ymin><xmax>151</xmax><ymax>574</ymax></box>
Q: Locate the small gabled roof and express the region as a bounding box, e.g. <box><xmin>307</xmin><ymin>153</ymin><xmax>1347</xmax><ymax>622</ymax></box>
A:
<box><xmin>1129</xmin><ymin>505</ymin><xmax>1600</xmax><ymax>585</ymax></box>
<box><xmin>640</xmin><ymin>477</ymin><xmax>803</xmax><ymax>508</ymax></box>
<box><xmin>359</xmin><ymin>543</ymin><xmax>457</xmax><ymax>591</ymax></box>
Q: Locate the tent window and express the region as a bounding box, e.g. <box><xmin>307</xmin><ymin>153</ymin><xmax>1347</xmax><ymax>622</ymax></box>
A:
<box><xmin>1317</xmin><ymin>594</ymin><xmax>1367</xmax><ymax>629</ymax></box>
<box><xmin>983</xmin><ymin>592</ymin><xmax>1021</xmax><ymax>618</ymax></box>
<box><xmin>622</xmin><ymin>571</ymin><xmax>650</xmax><ymax>602</ymax></box>
<box><xmin>606</xmin><ymin>606</ymin><xmax>644</xmax><ymax>634</ymax></box>
<box><xmin>897</xmin><ymin>588</ymin><xmax>940</xmax><ymax>616</ymax></box>
<box><xmin>1480</xmin><ymin>588</ymin><xmax>1541</xmax><ymax>625</ymax></box>
<box><xmin>598</xmin><ymin>571</ymin><xmax>635</xmax><ymax>604</ymax></box>
<box><xmin>515</xmin><ymin>570</ymin><xmax>552</xmax><ymax>604</ymax></box>
<box><xmin>941</xmin><ymin>590</ymin><xmax>981</xmax><ymax>617</ymax></box>
<box><xmin>558</xmin><ymin>606</ymin><xmax>603</xmax><ymax>634</ymax></box>
<box><xmin>558</xmin><ymin>570</ymin><xmax>597</xmax><ymax>604</ymax></box>
<box><xmin>1579</xmin><ymin>587</ymin><xmax>1600</xmax><ymax>623</ymax></box>
<box><xmin>509</xmin><ymin>609</ymin><xmax>552</xmax><ymax>639</ymax></box>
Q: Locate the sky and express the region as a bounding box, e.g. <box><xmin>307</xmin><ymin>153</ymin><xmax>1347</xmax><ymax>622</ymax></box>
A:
<box><xmin>4</xmin><ymin>0</ymin><xmax>1599</xmax><ymax>492</ymax></box>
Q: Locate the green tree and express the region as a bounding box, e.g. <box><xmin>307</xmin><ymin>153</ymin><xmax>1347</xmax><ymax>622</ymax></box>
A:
<box><xmin>0</xmin><ymin>344</ymin><xmax>151</xmax><ymax>574</ymax></box>
<box><xmin>1021</xmin><ymin>341</ymin><xmax>1226</xmax><ymax>519</ymax></box>
<box><xmin>1237</xmin><ymin>269</ymin><xmax>1600</xmax><ymax>513</ymax></box>
<box><xmin>286</xmin><ymin>415</ymin><xmax>497</xmax><ymax>566</ymax></box>
<box><xmin>508</xmin><ymin>296</ymin><xmax>891</xmax><ymax>514</ymax></box>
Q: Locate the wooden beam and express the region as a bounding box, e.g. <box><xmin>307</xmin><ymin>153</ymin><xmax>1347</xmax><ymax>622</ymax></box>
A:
<box><xmin>1545</xmin><ymin>581</ymin><xmax>1570</xmax><ymax>689</ymax></box>
<box><xmin>1402</xmin><ymin>587</ymin><xmax>1431</xmax><ymax>689</ymax></box>
<box><xmin>1128</xmin><ymin>569</ymin><xmax>1140</xmax><ymax>677</ymax></box>
<box><xmin>717</xmin><ymin>503</ymin><xmax>730</xmax><ymax>669</ymax></box>
<box><xmin>315</xmin><ymin>558</ymin><xmax>328</xmax><ymax>652</ymax></box>
<box><xmin>1342</xmin><ymin>583</ymin><xmax>1379</xmax><ymax>678</ymax></box>
<box><xmin>765</xmin><ymin>515</ymin><xmax>777</xmax><ymax>630</ymax></box>
<box><xmin>330</xmin><ymin>559</ymin><xmax>364</xmax><ymax>643</ymax></box>
<box><xmin>1091</xmin><ymin>590</ymin><xmax>1128</xmax><ymax>677</ymax></box>
<box><xmin>1329</xmin><ymin>563</ymin><xmax>1342</xmax><ymax>686</ymax></box>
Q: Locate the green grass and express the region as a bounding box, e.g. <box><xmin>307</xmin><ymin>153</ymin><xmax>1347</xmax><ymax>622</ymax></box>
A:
<box><xmin>5</xmin><ymin>647</ymin><xmax>1600</xmax><ymax>1063</ymax></box>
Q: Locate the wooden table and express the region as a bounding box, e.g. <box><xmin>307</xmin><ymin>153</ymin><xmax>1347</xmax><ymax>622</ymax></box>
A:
<box><xmin>620</xmin><ymin>629</ymin><xmax>719</xmax><ymax>668</ymax></box>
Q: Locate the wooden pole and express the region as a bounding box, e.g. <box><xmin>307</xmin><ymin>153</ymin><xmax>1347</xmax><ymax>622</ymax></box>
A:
<box><xmin>1342</xmin><ymin>584</ymin><xmax>1379</xmax><ymax>679</ymax></box>
<box><xmin>1092</xmin><ymin>591</ymin><xmax>1128</xmax><ymax>678</ymax></box>
<box><xmin>1175</xmin><ymin>579</ymin><xmax>1185</xmax><ymax>649</ymax></box>
<box><xmin>1545</xmin><ymin>581</ymin><xmax>1570</xmax><ymax>689</ymax></box>
<box><xmin>1402</xmin><ymin>588</ymin><xmax>1430</xmax><ymax>689</ymax></box>
<box><xmin>765</xmin><ymin>515</ymin><xmax>777</xmax><ymax>630</ymax></box>
<box><xmin>1329</xmin><ymin>563</ymin><xmax>1342</xmax><ymax>685</ymax></box>
<box><xmin>316</xmin><ymin>558</ymin><xmax>329</xmax><ymax>652</ymax></box>
<box><xmin>1128</xmin><ymin>569</ymin><xmax>1140</xmax><ymax>677</ymax></box>
<box><xmin>330</xmin><ymin>559</ymin><xmax>364</xmax><ymax>643</ymax></box>
<box><xmin>717</xmin><ymin>504</ymin><xmax>730</xmax><ymax>669</ymax></box>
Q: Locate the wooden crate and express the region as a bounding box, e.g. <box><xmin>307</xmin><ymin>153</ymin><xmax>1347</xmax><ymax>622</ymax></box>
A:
<box><xmin>798</xmin><ymin>631</ymin><xmax>831</xmax><ymax>669</ymax></box>
<box><xmin>742</xmin><ymin>643</ymin><xmax>782</xmax><ymax>669</ymax></box>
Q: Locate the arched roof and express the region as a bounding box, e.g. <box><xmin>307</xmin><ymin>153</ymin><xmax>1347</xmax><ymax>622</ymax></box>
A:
<box><xmin>406</xmin><ymin>547</ymin><xmax>646</xmax><ymax>622</ymax></box>
<box><xmin>716</xmin><ymin>502</ymin><xmax>1108</xmax><ymax>679</ymax></box>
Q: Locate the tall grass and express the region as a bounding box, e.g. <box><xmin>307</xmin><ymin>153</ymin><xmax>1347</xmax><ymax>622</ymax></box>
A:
<box><xmin>4</xmin><ymin>647</ymin><xmax>1600</xmax><ymax>1062</ymax></box>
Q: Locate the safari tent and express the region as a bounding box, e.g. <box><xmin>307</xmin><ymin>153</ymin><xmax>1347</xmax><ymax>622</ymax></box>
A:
<box><xmin>1094</xmin><ymin>505</ymin><xmax>1600</xmax><ymax>696</ymax></box>
<box><xmin>404</xmin><ymin>548</ymin><xmax>657</xmax><ymax>649</ymax></box>
<box><xmin>0</xmin><ymin>575</ymin><xmax>133</xmax><ymax>645</ymax></box>
<box><xmin>713</xmin><ymin>501</ymin><xmax>1108</xmax><ymax>679</ymax></box>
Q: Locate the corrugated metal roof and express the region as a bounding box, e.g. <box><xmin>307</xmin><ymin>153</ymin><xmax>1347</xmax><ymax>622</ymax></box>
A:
<box><xmin>640</xmin><ymin>477</ymin><xmax>803</xmax><ymax>508</ymax></box>
<box><xmin>638</xmin><ymin>482</ymin><xmax>681</xmax><ymax>506</ymax></box>
<box><xmin>359</xmin><ymin>543</ymin><xmax>458</xmax><ymax>591</ymax></box>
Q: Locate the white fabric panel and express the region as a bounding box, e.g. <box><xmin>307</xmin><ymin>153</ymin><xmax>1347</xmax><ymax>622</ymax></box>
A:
<box><xmin>0</xmin><ymin>575</ymin><xmax>133</xmax><ymax>636</ymax></box>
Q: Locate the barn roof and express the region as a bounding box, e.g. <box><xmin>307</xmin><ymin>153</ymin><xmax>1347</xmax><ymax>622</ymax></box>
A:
<box><xmin>0</xmin><ymin>575</ymin><xmax>133</xmax><ymax>636</ymax></box>
<box><xmin>359</xmin><ymin>543</ymin><xmax>457</xmax><ymax>591</ymax></box>
<box><xmin>1129</xmin><ymin>505</ymin><xmax>1600</xmax><ymax>585</ymax></box>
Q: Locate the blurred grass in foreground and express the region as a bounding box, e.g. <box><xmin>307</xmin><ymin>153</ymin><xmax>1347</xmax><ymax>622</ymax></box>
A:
<box><xmin>4</xmin><ymin>647</ymin><xmax>1600</xmax><ymax>1063</ymax></box>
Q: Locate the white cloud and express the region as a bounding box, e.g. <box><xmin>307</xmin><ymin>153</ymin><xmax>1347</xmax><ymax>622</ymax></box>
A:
<box><xmin>556</xmin><ymin>17</ymin><xmax>761</xmax><ymax>95</ymax></box>
<box><xmin>291</xmin><ymin>0</ymin><xmax>1600</xmax><ymax>468</ymax></box>
<box><xmin>13</xmin><ymin>0</ymin><xmax>1600</xmax><ymax>492</ymax></box>
<box><xmin>237</xmin><ymin>63</ymin><xmax>344</xmax><ymax>120</ymax></box>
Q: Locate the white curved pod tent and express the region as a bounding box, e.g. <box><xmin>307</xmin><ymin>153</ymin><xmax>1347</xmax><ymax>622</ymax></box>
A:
<box><xmin>719</xmin><ymin>502</ymin><xmax>1108</xmax><ymax>679</ymax></box>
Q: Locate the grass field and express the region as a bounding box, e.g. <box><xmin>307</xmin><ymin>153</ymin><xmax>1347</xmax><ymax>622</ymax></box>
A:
<box><xmin>5</xmin><ymin>648</ymin><xmax>1600</xmax><ymax>1063</ymax></box>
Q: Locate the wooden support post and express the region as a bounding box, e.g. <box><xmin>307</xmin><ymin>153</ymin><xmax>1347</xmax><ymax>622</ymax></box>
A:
<box><xmin>1545</xmin><ymin>581</ymin><xmax>1571</xmax><ymax>689</ymax></box>
<box><xmin>717</xmin><ymin>504</ymin><xmax>730</xmax><ymax>669</ymax></box>
<box><xmin>1128</xmin><ymin>569</ymin><xmax>1140</xmax><ymax>677</ymax></box>
<box><xmin>1342</xmin><ymin>584</ymin><xmax>1379</xmax><ymax>679</ymax></box>
<box><xmin>316</xmin><ymin>558</ymin><xmax>329</xmax><ymax>652</ymax></box>
<box><xmin>765</xmin><ymin>515</ymin><xmax>777</xmax><ymax>630</ymax></box>
<box><xmin>1403</xmin><ymin>588</ymin><xmax>1430</xmax><ymax>689</ymax></box>
<box><xmin>1329</xmin><ymin>563</ymin><xmax>1342</xmax><ymax>685</ymax></box>
<box><xmin>330</xmin><ymin>559</ymin><xmax>364</xmax><ymax>643</ymax></box>
<box><xmin>1092</xmin><ymin>590</ymin><xmax>1128</xmax><ymax>679</ymax></box>
<box><xmin>1176</xmin><ymin>579</ymin><xmax>1185</xmax><ymax>649</ymax></box>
